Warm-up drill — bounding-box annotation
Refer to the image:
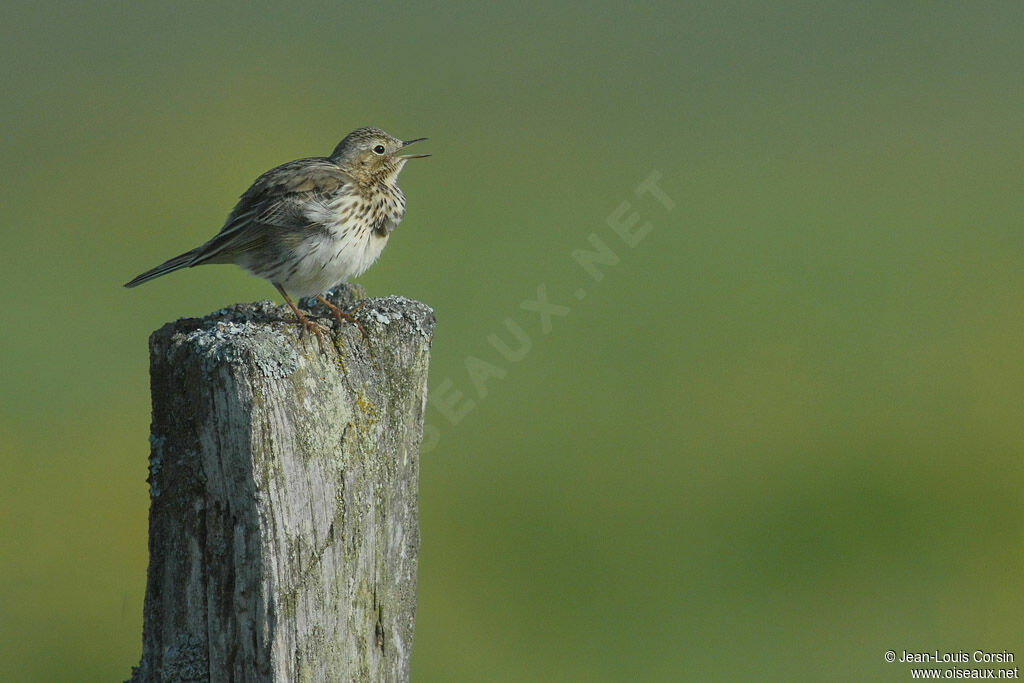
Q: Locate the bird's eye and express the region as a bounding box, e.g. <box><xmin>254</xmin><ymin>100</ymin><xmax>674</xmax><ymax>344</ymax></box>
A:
<box><xmin>372</xmin><ymin>145</ymin><xmax>386</xmax><ymax>155</ymax></box>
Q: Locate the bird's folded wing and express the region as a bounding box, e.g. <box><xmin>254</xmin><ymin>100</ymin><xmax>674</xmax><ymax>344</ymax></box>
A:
<box><xmin>192</xmin><ymin>158</ymin><xmax>351</xmax><ymax>263</ymax></box>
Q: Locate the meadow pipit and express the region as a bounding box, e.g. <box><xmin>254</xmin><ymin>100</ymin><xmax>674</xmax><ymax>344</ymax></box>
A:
<box><xmin>124</xmin><ymin>126</ymin><xmax>429</xmax><ymax>349</ymax></box>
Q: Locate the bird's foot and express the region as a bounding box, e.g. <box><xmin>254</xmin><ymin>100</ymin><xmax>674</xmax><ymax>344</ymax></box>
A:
<box><xmin>296</xmin><ymin>314</ymin><xmax>332</xmax><ymax>353</ymax></box>
<box><xmin>316</xmin><ymin>295</ymin><xmax>369</xmax><ymax>341</ymax></box>
<box><xmin>275</xmin><ymin>282</ymin><xmax>334</xmax><ymax>354</ymax></box>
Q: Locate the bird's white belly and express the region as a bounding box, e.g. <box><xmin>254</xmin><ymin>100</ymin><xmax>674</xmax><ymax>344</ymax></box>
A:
<box><xmin>276</xmin><ymin>225</ymin><xmax>389</xmax><ymax>297</ymax></box>
<box><xmin>241</xmin><ymin>190</ymin><xmax>403</xmax><ymax>297</ymax></box>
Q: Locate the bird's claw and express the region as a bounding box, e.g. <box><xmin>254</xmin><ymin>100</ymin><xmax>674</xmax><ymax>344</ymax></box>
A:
<box><xmin>297</xmin><ymin>317</ymin><xmax>332</xmax><ymax>353</ymax></box>
<box><xmin>316</xmin><ymin>296</ymin><xmax>369</xmax><ymax>341</ymax></box>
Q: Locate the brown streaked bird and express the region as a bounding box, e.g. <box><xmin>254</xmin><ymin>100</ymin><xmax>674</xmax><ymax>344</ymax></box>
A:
<box><xmin>124</xmin><ymin>126</ymin><xmax>429</xmax><ymax>349</ymax></box>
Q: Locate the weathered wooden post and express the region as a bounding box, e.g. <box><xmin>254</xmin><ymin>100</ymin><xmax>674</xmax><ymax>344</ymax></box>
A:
<box><xmin>129</xmin><ymin>285</ymin><xmax>434</xmax><ymax>682</ymax></box>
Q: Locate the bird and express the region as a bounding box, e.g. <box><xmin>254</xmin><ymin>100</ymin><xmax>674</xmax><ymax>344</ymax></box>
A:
<box><xmin>124</xmin><ymin>126</ymin><xmax>429</xmax><ymax>350</ymax></box>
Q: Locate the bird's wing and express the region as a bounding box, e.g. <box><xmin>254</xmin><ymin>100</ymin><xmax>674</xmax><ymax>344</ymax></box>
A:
<box><xmin>193</xmin><ymin>158</ymin><xmax>352</xmax><ymax>263</ymax></box>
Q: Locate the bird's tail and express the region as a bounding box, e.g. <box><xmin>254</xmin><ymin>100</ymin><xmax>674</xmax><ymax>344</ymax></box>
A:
<box><xmin>123</xmin><ymin>249</ymin><xmax>201</xmax><ymax>288</ymax></box>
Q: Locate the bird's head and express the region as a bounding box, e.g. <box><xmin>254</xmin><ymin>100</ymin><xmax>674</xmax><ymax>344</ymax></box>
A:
<box><xmin>330</xmin><ymin>127</ymin><xmax>429</xmax><ymax>184</ymax></box>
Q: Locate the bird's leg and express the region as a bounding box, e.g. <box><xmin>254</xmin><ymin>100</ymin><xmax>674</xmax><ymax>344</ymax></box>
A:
<box><xmin>316</xmin><ymin>295</ymin><xmax>369</xmax><ymax>340</ymax></box>
<box><xmin>274</xmin><ymin>283</ymin><xmax>330</xmax><ymax>352</ymax></box>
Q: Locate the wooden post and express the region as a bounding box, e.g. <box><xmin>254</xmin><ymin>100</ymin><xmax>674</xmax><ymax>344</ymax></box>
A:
<box><xmin>129</xmin><ymin>285</ymin><xmax>434</xmax><ymax>682</ymax></box>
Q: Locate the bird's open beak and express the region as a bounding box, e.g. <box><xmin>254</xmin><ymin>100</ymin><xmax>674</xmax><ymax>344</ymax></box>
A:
<box><xmin>398</xmin><ymin>137</ymin><xmax>430</xmax><ymax>159</ymax></box>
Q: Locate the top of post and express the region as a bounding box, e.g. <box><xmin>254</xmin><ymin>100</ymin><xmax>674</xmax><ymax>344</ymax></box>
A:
<box><xmin>148</xmin><ymin>284</ymin><xmax>435</xmax><ymax>377</ymax></box>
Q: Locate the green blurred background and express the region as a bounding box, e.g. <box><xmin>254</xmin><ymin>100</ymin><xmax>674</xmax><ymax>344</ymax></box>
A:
<box><xmin>2</xmin><ymin>2</ymin><xmax>1022</xmax><ymax>680</ymax></box>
